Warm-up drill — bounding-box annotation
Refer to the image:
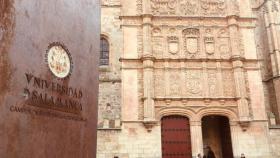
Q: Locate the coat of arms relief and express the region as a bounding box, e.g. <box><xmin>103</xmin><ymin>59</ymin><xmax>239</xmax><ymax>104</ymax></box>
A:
<box><xmin>151</xmin><ymin>27</ymin><xmax>233</xmax><ymax>59</ymax></box>
<box><xmin>183</xmin><ymin>28</ymin><xmax>200</xmax><ymax>58</ymax></box>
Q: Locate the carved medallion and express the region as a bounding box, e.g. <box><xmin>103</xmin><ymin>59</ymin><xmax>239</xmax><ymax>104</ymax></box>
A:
<box><xmin>186</xmin><ymin>70</ymin><xmax>202</xmax><ymax>96</ymax></box>
<box><xmin>168</xmin><ymin>36</ymin><xmax>179</xmax><ymax>55</ymax></box>
<box><xmin>46</xmin><ymin>43</ymin><xmax>72</xmax><ymax>78</ymax></box>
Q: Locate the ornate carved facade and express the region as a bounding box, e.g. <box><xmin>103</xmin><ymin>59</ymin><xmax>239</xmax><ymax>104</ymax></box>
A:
<box><xmin>97</xmin><ymin>0</ymin><xmax>280</xmax><ymax>158</ymax></box>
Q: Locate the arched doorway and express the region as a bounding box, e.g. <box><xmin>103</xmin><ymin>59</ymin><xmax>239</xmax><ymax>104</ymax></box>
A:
<box><xmin>161</xmin><ymin>115</ymin><xmax>192</xmax><ymax>158</ymax></box>
<box><xmin>202</xmin><ymin>115</ymin><xmax>234</xmax><ymax>158</ymax></box>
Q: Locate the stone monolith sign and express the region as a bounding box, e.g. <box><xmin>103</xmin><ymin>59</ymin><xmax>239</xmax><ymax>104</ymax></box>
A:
<box><xmin>0</xmin><ymin>0</ymin><xmax>100</xmax><ymax>157</ymax></box>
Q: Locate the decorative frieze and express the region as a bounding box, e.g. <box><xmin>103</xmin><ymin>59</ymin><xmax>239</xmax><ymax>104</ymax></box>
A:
<box><xmin>179</xmin><ymin>0</ymin><xmax>199</xmax><ymax>16</ymax></box>
<box><xmin>152</xmin><ymin>68</ymin><xmax>237</xmax><ymax>99</ymax></box>
<box><xmin>150</xmin><ymin>0</ymin><xmax>232</xmax><ymax>16</ymax></box>
<box><xmin>200</xmin><ymin>0</ymin><xmax>226</xmax><ymax>15</ymax></box>
<box><xmin>151</xmin><ymin>0</ymin><xmax>177</xmax><ymax>15</ymax></box>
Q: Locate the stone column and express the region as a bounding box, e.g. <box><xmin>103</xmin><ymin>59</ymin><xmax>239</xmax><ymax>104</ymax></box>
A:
<box><xmin>190</xmin><ymin>121</ymin><xmax>204</xmax><ymax>157</ymax></box>
<box><xmin>229</xmin><ymin>121</ymin><xmax>240</xmax><ymax>158</ymax></box>
<box><xmin>142</xmin><ymin>0</ymin><xmax>155</xmax><ymax>121</ymax></box>
<box><xmin>142</xmin><ymin>15</ymin><xmax>155</xmax><ymax>121</ymax></box>
<box><xmin>228</xmin><ymin>16</ymin><xmax>250</xmax><ymax>124</ymax></box>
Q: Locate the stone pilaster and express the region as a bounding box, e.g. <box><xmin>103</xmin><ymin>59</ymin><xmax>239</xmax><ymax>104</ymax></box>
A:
<box><xmin>142</xmin><ymin>0</ymin><xmax>155</xmax><ymax>124</ymax></box>
<box><xmin>216</xmin><ymin>62</ymin><xmax>224</xmax><ymax>98</ymax></box>
<box><xmin>190</xmin><ymin>121</ymin><xmax>203</xmax><ymax>157</ymax></box>
<box><xmin>228</xmin><ymin>16</ymin><xmax>250</xmax><ymax>127</ymax></box>
<box><xmin>202</xmin><ymin>62</ymin><xmax>209</xmax><ymax>98</ymax></box>
<box><xmin>229</xmin><ymin>121</ymin><xmax>240</xmax><ymax>158</ymax></box>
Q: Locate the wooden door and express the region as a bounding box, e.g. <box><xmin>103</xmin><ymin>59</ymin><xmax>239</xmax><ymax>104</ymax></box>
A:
<box><xmin>161</xmin><ymin>116</ymin><xmax>192</xmax><ymax>158</ymax></box>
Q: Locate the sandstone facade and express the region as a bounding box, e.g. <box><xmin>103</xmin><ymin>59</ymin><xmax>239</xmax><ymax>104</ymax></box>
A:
<box><xmin>98</xmin><ymin>0</ymin><xmax>280</xmax><ymax>157</ymax></box>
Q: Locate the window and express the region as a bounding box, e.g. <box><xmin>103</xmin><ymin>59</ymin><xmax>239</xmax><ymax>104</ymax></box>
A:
<box><xmin>100</xmin><ymin>37</ymin><xmax>109</xmax><ymax>66</ymax></box>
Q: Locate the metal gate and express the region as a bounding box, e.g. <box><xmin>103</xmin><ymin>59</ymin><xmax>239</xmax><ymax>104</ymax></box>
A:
<box><xmin>161</xmin><ymin>116</ymin><xmax>192</xmax><ymax>158</ymax></box>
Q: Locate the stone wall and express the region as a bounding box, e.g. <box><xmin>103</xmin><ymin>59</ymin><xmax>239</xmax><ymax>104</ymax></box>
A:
<box><xmin>269</xmin><ymin>128</ymin><xmax>280</xmax><ymax>157</ymax></box>
<box><xmin>98</xmin><ymin>2</ymin><xmax>122</xmax><ymax>129</ymax></box>
<box><xmin>97</xmin><ymin>123</ymin><xmax>161</xmax><ymax>158</ymax></box>
<box><xmin>254</xmin><ymin>0</ymin><xmax>280</xmax><ymax>124</ymax></box>
<box><xmin>98</xmin><ymin>81</ymin><xmax>121</xmax><ymax>129</ymax></box>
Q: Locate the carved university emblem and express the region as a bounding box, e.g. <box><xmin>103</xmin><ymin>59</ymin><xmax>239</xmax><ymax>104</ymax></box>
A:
<box><xmin>46</xmin><ymin>42</ymin><xmax>73</xmax><ymax>79</ymax></box>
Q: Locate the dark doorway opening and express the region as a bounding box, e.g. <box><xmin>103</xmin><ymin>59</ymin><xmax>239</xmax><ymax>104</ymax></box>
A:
<box><xmin>202</xmin><ymin>115</ymin><xmax>234</xmax><ymax>158</ymax></box>
<box><xmin>161</xmin><ymin>115</ymin><xmax>192</xmax><ymax>158</ymax></box>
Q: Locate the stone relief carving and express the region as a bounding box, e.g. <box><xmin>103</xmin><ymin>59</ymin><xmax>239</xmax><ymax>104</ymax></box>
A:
<box><xmin>154</xmin><ymin>70</ymin><xmax>165</xmax><ymax>97</ymax></box>
<box><xmin>204</xmin><ymin>29</ymin><xmax>215</xmax><ymax>56</ymax></box>
<box><xmin>152</xmin><ymin>37</ymin><xmax>164</xmax><ymax>58</ymax></box>
<box><xmin>168</xmin><ymin>36</ymin><xmax>179</xmax><ymax>55</ymax></box>
<box><xmin>151</xmin><ymin>0</ymin><xmax>228</xmax><ymax>16</ymax></box>
<box><xmin>136</xmin><ymin>0</ymin><xmax>143</xmax><ymax>15</ymax></box>
<box><xmin>151</xmin><ymin>0</ymin><xmax>176</xmax><ymax>15</ymax></box>
<box><xmin>208</xmin><ymin>70</ymin><xmax>218</xmax><ymax>97</ymax></box>
<box><xmin>137</xmin><ymin>27</ymin><xmax>143</xmax><ymax>58</ymax></box>
<box><xmin>183</xmin><ymin>28</ymin><xmax>200</xmax><ymax>58</ymax></box>
<box><xmin>149</xmin><ymin>27</ymin><xmax>236</xmax><ymax>59</ymax></box>
<box><xmin>179</xmin><ymin>0</ymin><xmax>199</xmax><ymax>15</ymax></box>
<box><xmin>200</xmin><ymin>0</ymin><xmax>226</xmax><ymax>15</ymax></box>
<box><xmin>222</xmin><ymin>70</ymin><xmax>235</xmax><ymax>97</ymax></box>
<box><xmin>152</xmin><ymin>28</ymin><xmax>164</xmax><ymax>58</ymax></box>
<box><xmin>185</xmin><ymin>70</ymin><xmax>203</xmax><ymax>96</ymax></box>
<box><xmin>228</xmin><ymin>0</ymin><xmax>240</xmax><ymax>15</ymax></box>
<box><xmin>153</xmin><ymin>68</ymin><xmax>236</xmax><ymax>98</ymax></box>
<box><xmin>218</xmin><ymin>28</ymin><xmax>231</xmax><ymax>59</ymax></box>
<box><xmin>150</xmin><ymin>27</ymin><xmax>233</xmax><ymax>59</ymax></box>
<box><xmin>268</xmin><ymin>0</ymin><xmax>280</xmax><ymax>12</ymax></box>
<box><xmin>170</xmin><ymin>71</ymin><xmax>181</xmax><ymax>96</ymax></box>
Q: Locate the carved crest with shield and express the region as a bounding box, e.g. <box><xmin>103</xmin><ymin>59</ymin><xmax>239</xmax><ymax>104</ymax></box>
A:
<box><xmin>205</xmin><ymin>36</ymin><xmax>215</xmax><ymax>55</ymax></box>
<box><xmin>168</xmin><ymin>36</ymin><xmax>179</xmax><ymax>55</ymax></box>
<box><xmin>183</xmin><ymin>28</ymin><xmax>200</xmax><ymax>57</ymax></box>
